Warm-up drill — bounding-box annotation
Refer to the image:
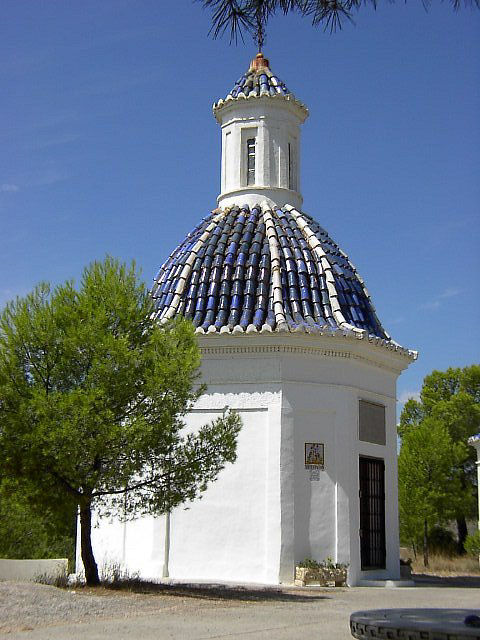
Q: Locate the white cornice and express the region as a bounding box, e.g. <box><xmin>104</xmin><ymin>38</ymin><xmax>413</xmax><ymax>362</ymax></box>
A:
<box><xmin>197</xmin><ymin>332</ymin><xmax>415</xmax><ymax>375</ymax></box>
<box><xmin>196</xmin><ymin>326</ymin><xmax>417</xmax><ymax>362</ymax></box>
<box><xmin>213</xmin><ymin>93</ymin><xmax>308</xmax><ymax>124</ymax></box>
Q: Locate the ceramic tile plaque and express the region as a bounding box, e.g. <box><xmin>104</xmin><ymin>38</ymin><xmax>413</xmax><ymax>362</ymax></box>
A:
<box><xmin>305</xmin><ymin>442</ymin><xmax>324</xmax><ymax>470</ymax></box>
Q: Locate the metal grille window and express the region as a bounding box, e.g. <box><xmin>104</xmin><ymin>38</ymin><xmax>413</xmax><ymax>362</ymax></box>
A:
<box><xmin>247</xmin><ymin>138</ymin><xmax>255</xmax><ymax>185</ymax></box>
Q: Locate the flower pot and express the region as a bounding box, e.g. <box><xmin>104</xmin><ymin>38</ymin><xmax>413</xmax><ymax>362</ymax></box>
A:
<box><xmin>294</xmin><ymin>565</ymin><xmax>347</xmax><ymax>587</ymax></box>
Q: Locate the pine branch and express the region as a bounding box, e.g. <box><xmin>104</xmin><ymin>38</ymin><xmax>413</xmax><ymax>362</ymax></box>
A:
<box><xmin>198</xmin><ymin>0</ymin><xmax>480</xmax><ymax>43</ymax></box>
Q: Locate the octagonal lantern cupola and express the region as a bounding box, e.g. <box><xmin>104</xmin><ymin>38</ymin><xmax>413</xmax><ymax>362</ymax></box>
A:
<box><xmin>214</xmin><ymin>52</ymin><xmax>308</xmax><ymax>211</ymax></box>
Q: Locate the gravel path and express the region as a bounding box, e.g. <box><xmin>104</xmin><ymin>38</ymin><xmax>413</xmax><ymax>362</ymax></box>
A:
<box><xmin>0</xmin><ymin>580</ymin><xmax>305</xmax><ymax>635</ymax></box>
<box><xmin>2</xmin><ymin>578</ymin><xmax>479</xmax><ymax>639</ymax></box>
<box><xmin>0</xmin><ymin>581</ymin><xmax>236</xmax><ymax>634</ymax></box>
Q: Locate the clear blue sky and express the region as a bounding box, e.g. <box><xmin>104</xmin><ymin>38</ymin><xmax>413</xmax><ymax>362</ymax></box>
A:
<box><xmin>1</xmin><ymin>1</ymin><xmax>479</xmax><ymax>414</ymax></box>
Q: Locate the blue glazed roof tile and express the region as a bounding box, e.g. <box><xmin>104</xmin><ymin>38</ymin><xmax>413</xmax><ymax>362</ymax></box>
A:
<box><xmin>213</xmin><ymin>53</ymin><xmax>308</xmax><ymax>120</ymax></box>
<box><xmin>217</xmin><ymin>57</ymin><xmax>292</xmax><ymax>104</ymax></box>
<box><xmin>152</xmin><ymin>204</ymin><xmax>412</xmax><ymax>352</ymax></box>
<box><xmin>152</xmin><ymin>206</ymin><xmax>394</xmax><ymax>339</ymax></box>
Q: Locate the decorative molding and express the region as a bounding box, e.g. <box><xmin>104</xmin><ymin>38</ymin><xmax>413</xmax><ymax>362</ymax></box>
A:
<box><xmin>199</xmin><ymin>343</ymin><xmax>403</xmax><ymax>374</ymax></box>
<box><xmin>194</xmin><ymin>322</ymin><xmax>416</xmax><ymax>361</ymax></box>
<box><xmin>194</xmin><ymin>380</ymin><xmax>396</xmax><ymax>402</ymax></box>
<box><xmin>194</xmin><ymin>391</ymin><xmax>281</xmax><ymax>410</ymax></box>
<box><xmin>213</xmin><ymin>92</ymin><xmax>308</xmax><ymax>123</ymax></box>
<box><xmin>201</xmin><ymin>344</ymin><xmax>351</xmax><ymax>358</ymax></box>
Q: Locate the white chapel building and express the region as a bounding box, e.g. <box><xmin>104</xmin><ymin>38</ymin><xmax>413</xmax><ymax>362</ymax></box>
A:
<box><xmin>87</xmin><ymin>53</ymin><xmax>416</xmax><ymax>586</ymax></box>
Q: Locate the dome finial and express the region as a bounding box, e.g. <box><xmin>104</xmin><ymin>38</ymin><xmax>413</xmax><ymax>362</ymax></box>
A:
<box><xmin>250</xmin><ymin>52</ymin><xmax>269</xmax><ymax>72</ymax></box>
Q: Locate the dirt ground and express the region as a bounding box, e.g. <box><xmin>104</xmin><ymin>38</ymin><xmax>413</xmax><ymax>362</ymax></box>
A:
<box><xmin>1</xmin><ymin>575</ymin><xmax>479</xmax><ymax>640</ymax></box>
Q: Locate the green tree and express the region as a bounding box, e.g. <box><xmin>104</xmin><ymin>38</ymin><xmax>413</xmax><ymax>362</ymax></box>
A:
<box><xmin>0</xmin><ymin>477</ymin><xmax>76</xmax><ymax>562</ymax></box>
<box><xmin>464</xmin><ymin>530</ymin><xmax>480</xmax><ymax>557</ymax></box>
<box><xmin>398</xmin><ymin>416</ymin><xmax>468</xmax><ymax>566</ymax></box>
<box><xmin>199</xmin><ymin>0</ymin><xmax>480</xmax><ymax>47</ymax></box>
<box><xmin>399</xmin><ymin>365</ymin><xmax>480</xmax><ymax>552</ymax></box>
<box><xmin>0</xmin><ymin>257</ymin><xmax>241</xmax><ymax>586</ymax></box>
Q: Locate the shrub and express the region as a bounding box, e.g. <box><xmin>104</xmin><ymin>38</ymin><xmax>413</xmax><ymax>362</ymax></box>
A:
<box><xmin>297</xmin><ymin>557</ymin><xmax>348</xmax><ymax>571</ymax></box>
<box><xmin>297</xmin><ymin>558</ymin><xmax>320</xmax><ymax>569</ymax></box>
<box><xmin>464</xmin><ymin>530</ymin><xmax>480</xmax><ymax>556</ymax></box>
<box><xmin>34</xmin><ymin>571</ymin><xmax>69</xmax><ymax>588</ymax></box>
<box><xmin>427</xmin><ymin>526</ymin><xmax>457</xmax><ymax>556</ymax></box>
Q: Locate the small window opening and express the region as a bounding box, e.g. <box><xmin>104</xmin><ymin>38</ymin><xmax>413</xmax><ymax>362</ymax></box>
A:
<box><xmin>288</xmin><ymin>143</ymin><xmax>292</xmax><ymax>189</ymax></box>
<box><xmin>247</xmin><ymin>138</ymin><xmax>255</xmax><ymax>185</ymax></box>
<box><xmin>288</xmin><ymin>143</ymin><xmax>297</xmax><ymax>191</ymax></box>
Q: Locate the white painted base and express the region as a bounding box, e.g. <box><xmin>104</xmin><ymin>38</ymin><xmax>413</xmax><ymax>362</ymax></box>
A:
<box><xmin>0</xmin><ymin>558</ymin><xmax>68</xmax><ymax>582</ymax></box>
<box><xmin>218</xmin><ymin>188</ymin><xmax>302</xmax><ymax>211</ymax></box>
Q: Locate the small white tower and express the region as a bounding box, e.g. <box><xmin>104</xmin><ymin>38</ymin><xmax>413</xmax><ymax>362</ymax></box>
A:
<box><xmin>215</xmin><ymin>53</ymin><xmax>308</xmax><ymax>210</ymax></box>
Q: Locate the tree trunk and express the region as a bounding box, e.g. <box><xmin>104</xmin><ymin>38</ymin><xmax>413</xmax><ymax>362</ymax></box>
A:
<box><xmin>80</xmin><ymin>502</ymin><xmax>100</xmax><ymax>586</ymax></box>
<box><xmin>456</xmin><ymin>516</ymin><xmax>468</xmax><ymax>555</ymax></box>
<box><xmin>423</xmin><ymin>519</ymin><xmax>429</xmax><ymax>567</ymax></box>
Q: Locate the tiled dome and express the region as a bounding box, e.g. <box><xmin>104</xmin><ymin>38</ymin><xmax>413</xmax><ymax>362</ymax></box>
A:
<box><xmin>223</xmin><ymin>53</ymin><xmax>290</xmax><ymax>99</ymax></box>
<box><xmin>152</xmin><ymin>204</ymin><xmax>391</xmax><ymax>340</ymax></box>
<box><xmin>213</xmin><ymin>53</ymin><xmax>308</xmax><ymax>119</ymax></box>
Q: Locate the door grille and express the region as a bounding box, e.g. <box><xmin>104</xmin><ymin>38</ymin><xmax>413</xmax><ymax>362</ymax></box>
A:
<box><xmin>359</xmin><ymin>457</ymin><xmax>386</xmax><ymax>570</ymax></box>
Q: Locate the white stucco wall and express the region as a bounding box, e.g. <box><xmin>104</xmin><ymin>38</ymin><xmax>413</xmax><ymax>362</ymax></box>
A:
<box><xmin>271</xmin><ymin>339</ymin><xmax>402</xmax><ymax>585</ymax></box>
<box><xmin>168</xmin><ymin>403</ymin><xmax>271</xmax><ymax>582</ymax></box>
<box><xmin>87</xmin><ymin>332</ymin><xmax>411</xmax><ymax>586</ymax></box>
<box><xmin>216</xmin><ymin>99</ymin><xmax>307</xmax><ymax>210</ymax></box>
<box><xmin>0</xmin><ymin>558</ymin><xmax>68</xmax><ymax>582</ymax></box>
<box><xmin>88</xmin><ymin>386</ymin><xmax>283</xmax><ymax>583</ymax></box>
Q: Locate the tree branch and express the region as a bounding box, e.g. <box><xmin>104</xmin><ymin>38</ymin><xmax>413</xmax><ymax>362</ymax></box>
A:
<box><xmin>91</xmin><ymin>445</ymin><xmax>229</xmax><ymax>498</ymax></box>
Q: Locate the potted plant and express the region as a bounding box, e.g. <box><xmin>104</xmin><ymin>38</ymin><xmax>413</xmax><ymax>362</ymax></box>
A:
<box><xmin>295</xmin><ymin>557</ymin><xmax>348</xmax><ymax>587</ymax></box>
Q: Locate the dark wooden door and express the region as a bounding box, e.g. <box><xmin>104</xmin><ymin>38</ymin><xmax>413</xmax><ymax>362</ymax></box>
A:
<box><xmin>359</xmin><ymin>457</ymin><xmax>386</xmax><ymax>570</ymax></box>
